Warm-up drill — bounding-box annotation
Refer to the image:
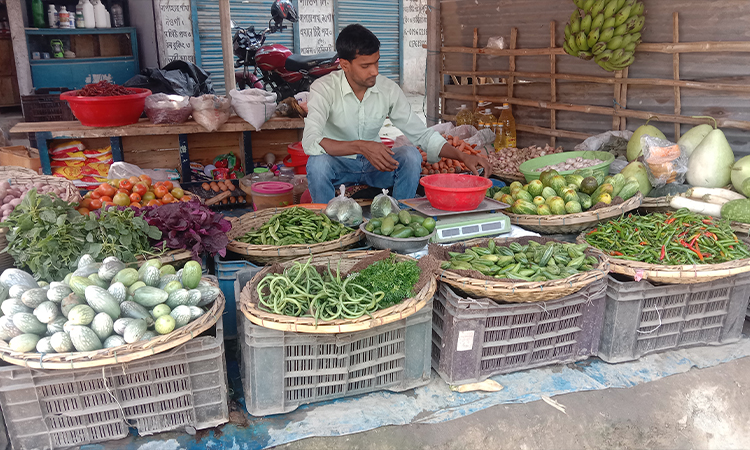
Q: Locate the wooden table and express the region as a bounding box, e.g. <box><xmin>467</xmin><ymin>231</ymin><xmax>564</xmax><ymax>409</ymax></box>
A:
<box><xmin>11</xmin><ymin>116</ymin><xmax>306</xmax><ymax>181</ymax></box>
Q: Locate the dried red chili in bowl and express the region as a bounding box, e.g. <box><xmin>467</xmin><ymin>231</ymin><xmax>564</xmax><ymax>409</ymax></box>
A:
<box><xmin>77</xmin><ymin>80</ymin><xmax>136</xmax><ymax>97</ymax></box>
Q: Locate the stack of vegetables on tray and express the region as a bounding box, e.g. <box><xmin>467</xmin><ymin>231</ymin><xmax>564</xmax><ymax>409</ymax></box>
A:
<box><xmin>365</xmin><ymin>210</ymin><xmax>435</xmax><ymax>239</ymax></box>
<box><xmin>419</xmin><ymin>134</ymin><xmax>489</xmax><ymax>175</ymax></box>
<box><xmin>440</xmin><ymin>239</ymin><xmax>599</xmax><ymax>282</ymax></box>
<box><xmin>255</xmin><ymin>255</ymin><xmax>421</xmax><ymax>322</ymax></box>
<box><xmin>0</xmin><ymin>256</ymin><xmax>221</xmax><ymax>354</ymax></box>
<box><xmin>496</xmin><ymin>167</ymin><xmax>640</xmax><ymax>216</ymax></box>
<box><xmin>583</xmin><ymin>209</ymin><xmax>750</xmax><ymax>265</ymax></box>
<box><xmin>79</xmin><ymin>176</ymin><xmax>191</xmax><ymax>214</ymax></box>
<box><xmin>490</xmin><ymin>144</ymin><xmax>563</xmax><ymax>180</ymax></box>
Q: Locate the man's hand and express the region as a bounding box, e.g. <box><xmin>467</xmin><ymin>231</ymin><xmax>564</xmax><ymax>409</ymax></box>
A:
<box><xmin>460</xmin><ymin>152</ymin><xmax>492</xmax><ymax>178</ymax></box>
<box><xmin>358</xmin><ymin>141</ymin><xmax>399</xmax><ymax>172</ymax></box>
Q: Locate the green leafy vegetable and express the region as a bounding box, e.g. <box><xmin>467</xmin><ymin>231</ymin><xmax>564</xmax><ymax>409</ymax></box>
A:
<box><xmin>352</xmin><ymin>256</ymin><xmax>420</xmax><ymax>308</ymax></box>
<box><xmin>85</xmin><ymin>207</ymin><xmax>162</xmax><ymax>263</ymax></box>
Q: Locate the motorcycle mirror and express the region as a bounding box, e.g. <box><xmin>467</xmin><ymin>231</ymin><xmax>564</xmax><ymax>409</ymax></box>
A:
<box><xmin>271</xmin><ymin>0</ymin><xmax>298</xmax><ymax>27</ymax></box>
<box><xmin>230</xmin><ymin>20</ymin><xmax>238</xmax><ymax>29</ymax></box>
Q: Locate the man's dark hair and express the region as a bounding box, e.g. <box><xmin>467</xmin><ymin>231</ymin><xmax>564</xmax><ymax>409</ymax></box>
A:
<box><xmin>336</xmin><ymin>24</ymin><xmax>380</xmax><ymax>61</ymax></box>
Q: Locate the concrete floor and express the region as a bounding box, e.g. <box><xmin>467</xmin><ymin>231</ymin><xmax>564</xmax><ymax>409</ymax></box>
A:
<box><xmin>272</xmin><ymin>352</ymin><xmax>750</xmax><ymax>450</ymax></box>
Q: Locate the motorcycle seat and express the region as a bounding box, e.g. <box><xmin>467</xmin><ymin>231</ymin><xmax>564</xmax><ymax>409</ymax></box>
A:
<box><xmin>285</xmin><ymin>52</ymin><xmax>339</xmax><ymax>72</ymax></box>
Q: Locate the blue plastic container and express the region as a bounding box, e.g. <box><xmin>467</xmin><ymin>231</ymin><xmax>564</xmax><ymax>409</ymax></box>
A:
<box><xmin>215</xmin><ymin>254</ymin><xmax>258</xmax><ymax>339</ymax></box>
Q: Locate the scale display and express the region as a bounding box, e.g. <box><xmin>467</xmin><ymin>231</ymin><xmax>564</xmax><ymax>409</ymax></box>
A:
<box><xmin>429</xmin><ymin>212</ymin><xmax>511</xmax><ymax>243</ymax></box>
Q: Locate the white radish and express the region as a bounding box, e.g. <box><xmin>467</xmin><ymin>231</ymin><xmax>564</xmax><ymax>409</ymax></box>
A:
<box><xmin>670</xmin><ymin>196</ymin><xmax>723</xmax><ymax>218</ymax></box>
<box><xmin>685</xmin><ymin>187</ymin><xmax>745</xmax><ymax>202</ymax></box>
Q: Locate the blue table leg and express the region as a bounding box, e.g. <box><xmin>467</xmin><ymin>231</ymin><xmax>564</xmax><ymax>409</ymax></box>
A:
<box><xmin>179</xmin><ymin>134</ymin><xmax>191</xmax><ymax>182</ymax></box>
<box><xmin>242</xmin><ymin>131</ymin><xmax>253</xmax><ymax>175</ymax></box>
<box><xmin>37</xmin><ymin>131</ymin><xmax>53</xmax><ymax>175</ymax></box>
<box><xmin>110</xmin><ymin>137</ymin><xmax>123</xmax><ymax>162</ymax></box>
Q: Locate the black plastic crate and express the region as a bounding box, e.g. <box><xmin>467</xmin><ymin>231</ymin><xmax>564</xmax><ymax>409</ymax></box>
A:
<box><xmin>20</xmin><ymin>88</ymin><xmax>76</xmax><ymax>148</ymax></box>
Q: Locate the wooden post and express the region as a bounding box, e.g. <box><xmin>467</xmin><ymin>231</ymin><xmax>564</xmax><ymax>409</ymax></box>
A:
<box><xmin>549</xmin><ymin>21</ymin><xmax>557</xmax><ymax>147</ymax></box>
<box><xmin>425</xmin><ymin>0</ymin><xmax>441</xmax><ymax>125</ymax></box>
<box><xmin>620</xmin><ymin>67</ymin><xmax>629</xmax><ymax>131</ymax></box>
<box><xmin>508</xmin><ymin>28</ymin><xmax>518</xmax><ymax>99</ymax></box>
<box><xmin>6</xmin><ymin>0</ymin><xmax>32</xmax><ymax>96</ymax></box>
<box><xmin>673</xmin><ymin>12</ymin><xmax>681</xmax><ymax>140</ymax></box>
<box><xmin>472</xmin><ymin>28</ymin><xmax>479</xmax><ymax>112</ymax></box>
<box><xmin>613</xmin><ymin>70</ymin><xmax>623</xmax><ymax>130</ymax></box>
<box><xmin>219</xmin><ymin>0</ymin><xmax>236</xmax><ymax>92</ymax></box>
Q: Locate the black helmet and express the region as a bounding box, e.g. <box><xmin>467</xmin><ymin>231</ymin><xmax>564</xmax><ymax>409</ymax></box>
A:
<box><xmin>271</xmin><ymin>0</ymin><xmax>298</xmax><ymax>26</ymax></box>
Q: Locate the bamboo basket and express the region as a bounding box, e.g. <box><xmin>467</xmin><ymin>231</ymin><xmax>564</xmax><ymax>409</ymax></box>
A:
<box><xmin>491</xmin><ymin>171</ymin><xmax>527</xmax><ymax>184</ymax></box>
<box><xmin>136</xmin><ymin>249</ymin><xmax>194</xmax><ymax>267</ymax></box>
<box><xmin>503</xmin><ymin>192</ymin><xmax>643</xmax><ymax>234</ymax></box>
<box><xmin>240</xmin><ymin>251</ymin><xmax>437</xmax><ymax>333</ymax></box>
<box><xmin>576</xmin><ymin>232</ymin><xmax>750</xmax><ymax>284</ymax></box>
<box><xmin>431</xmin><ymin>237</ymin><xmax>609</xmax><ymax>303</ymax></box>
<box><xmin>226</xmin><ymin>208</ymin><xmax>364</xmax><ymax>265</ymax></box>
<box><xmin>639</xmin><ymin>195</ymin><xmax>673</xmax><ymax>213</ymax></box>
<box><xmin>0</xmin><ymin>278</ymin><xmax>225</xmax><ymax>369</ymax></box>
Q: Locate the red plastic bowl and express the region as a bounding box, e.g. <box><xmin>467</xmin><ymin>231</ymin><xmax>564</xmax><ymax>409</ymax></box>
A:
<box><xmin>61</xmin><ymin>88</ymin><xmax>151</xmax><ymax>127</ymax></box>
<box><xmin>419</xmin><ymin>173</ymin><xmax>493</xmax><ymax>211</ymax></box>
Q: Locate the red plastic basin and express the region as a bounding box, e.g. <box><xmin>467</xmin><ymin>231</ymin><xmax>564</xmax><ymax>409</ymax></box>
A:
<box><xmin>419</xmin><ymin>173</ymin><xmax>492</xmax><ymax>211</ymax></box>
<box><xmin>61</xmin><ymin>88</ymin><xmax>151</xmax><ymax>127</ymax></box>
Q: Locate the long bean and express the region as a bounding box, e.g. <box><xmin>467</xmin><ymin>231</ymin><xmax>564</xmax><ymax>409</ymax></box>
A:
<box><xmin>585</xmin><ymin>209</ymin><xmax>750</xmax><ymax>265</ymax></box>
<box><xmin>238</xmin><ymin>207</ymin><xmax>352</xmax><ymax>246</ymax></box>
<box><xmin>256</xmin><ymin>258</ymin><xmax>386</xmax><ymax>323</ymax></box>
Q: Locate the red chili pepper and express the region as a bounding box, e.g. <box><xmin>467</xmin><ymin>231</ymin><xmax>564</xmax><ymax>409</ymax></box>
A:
<box><xmin>702</xmin><ymin>219</ymin><xmax>713</xmax><ymax>225</ymax></box>
<box><xmin>587</xmin><ymin>228</ymin><xmax>598</xmax><ymax>236</ymax></box>
<box><xmin>705</xmin><ymin>232</ymin><xmax>718</xmax><ymax>241</ymax></box>
<box><xmin>665</xmin><ymin>217</ymin><xmax>676</xmax><ymax>225</ymax></box>
<box><xmin>634</xmin><ymin>228</ymin><xmax>639</xmax><ymax>232</ymax></box>
<box><xmin>640</xmin><ymin>241</ymin><xmax>648</xmax><ymax>245</ymax></box>
<box><xmin>680</xmin><ymin>239</ymin><xmax>689</xmax><ymax>247</ymax></box>
<box><xmin>689</xmin><ymin>234</ymin><xmax>700</xmax><ymax>247</ymax></box>
<box><xmin>678</xmin><ymin>231</ymin><xmax>688</xmax><ymax>238</ymax></box>
<box><xmin>694</xmin><ymin>244</ymin><xmax>704</xmax><ymax>262</ymax></box>
<box><xmin>610</xmin><ymin>251</ymin><xmax>624</xmax><ymax>256</ymax></box>
<box><xmin>729</xmin><ymin>245</ymin><xmax>734</xmax><ymax>250</ymax></box>
<box><xmin>660</xmin><ymin>245</ymin><xmax>666</xmax><ymax>261</ymax></box>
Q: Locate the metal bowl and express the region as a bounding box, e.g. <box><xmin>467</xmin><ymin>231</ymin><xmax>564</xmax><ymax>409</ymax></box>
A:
<box><xmin>359</xmin><ymin>222</ymin><xmax>435</xmax><ymax>254</ymax></box>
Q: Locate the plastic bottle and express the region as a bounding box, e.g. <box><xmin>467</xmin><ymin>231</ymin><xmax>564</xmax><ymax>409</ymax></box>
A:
<box><xmin>111</xmin><ymin>3</ymin><xmax>124</xmax><ymax>27</ymax></box>
<box><xmin>498</xmin><ymin>103</ymin><xmax>517</xmax><ymax>148</ymax></box>
<box><xmin>473</xmin><ymin>101</ymin><xmax>492</xmax><ymax>128</ymax></box>
<box><xmin>476</xmin><ymin>109</ymin><xmax>494</xmax><ymax>132</ymax></box>
<box><xmin>58</xmin><ymin>6</ymin><xmax>69</xmax><ymax>29</ymax></box>
<box><xmin>69</xmin><ymin>11</ymin><xmax>76</xmax><ymax>28</ymax></box>
<box><xmin>93</xmin><ymin>0</ymin><xmax>107</xmax><ymax>28</ymax></box>
<box><xmin>32</xmin><ymin>0</ymin><xmax>45</xmax><ymax>28</ymax></box>
<box><xmin>104</xmin><ymin>9</ymin><xmax>112</xmax><ymax>28</ymax></box>
<box><xmin>82</xmin><ymin>0</ymin><xmax>95</xmax><ymax>28</ymax></box>
<box><xmin>47</xmin><ymin>4</ymin><xmax>58</xmax><ymax>29</ymax></box>
<box><xmin>493</xmin><ymin>123</ymin><xmax>506</xmax><ymax>151</ymax></box>
<box><xmin>76</xmin><ymin>0</ymin><xmax>86</xmax><ymax>28</ymax></box>
<box><xmin>455</xmin><ymin>105</ymin><xmax>473</xmax><ymax>126</ymax></box>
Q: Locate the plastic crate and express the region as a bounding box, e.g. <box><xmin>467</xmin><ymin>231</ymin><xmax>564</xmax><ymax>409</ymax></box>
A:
<box><xmin>431</xmin><ymin>279</ymin><xmax>607</xmax><ymax>385</ymax></box>
<box><xmin>0</xmin><ymin>321</ymin><xmax>229</xmax><ymax>450</ymax></box>
<box><xmin>21</xmin><ymin>88</ymin><xmax>76</xmax><ymax>149</ymax></box>
<box><xmin>216</xmin><ymin>254</ymin><xmax>261</xmax><ymax>339</ymax></box>
<box><xmin>240</xmin><ymin>300</ymin><xmax>433</xmax><ymax>416</ymax></box>
<box><xmin>598</xmin><ymin>273</ymin><xmax>750</xmax><ymax>363</ymax></box>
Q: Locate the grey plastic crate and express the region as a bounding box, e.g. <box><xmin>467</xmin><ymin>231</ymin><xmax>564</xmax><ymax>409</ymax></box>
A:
<box><xmin>240</xmin><ymin>301</ymin><xmax>433</xmax><ymax>416</ymax></box>
<box><xmin>599</xmin><ymin>273</ymin><xmax>750</xmax><ymax>363</ymax></box>
<box><xmin>0</xmin><ymin>321</ymin><xmax>229</xmax><ymax>450</ymax></box>
<box><xmin>235</xmin><ymin>266</ymin><xmax>265</xmax><ymax>340</ymax></box>
<box><xmin>432</xmin><ymin>279</ymin><xmax>607</xmax><ymax>385</ymax></box>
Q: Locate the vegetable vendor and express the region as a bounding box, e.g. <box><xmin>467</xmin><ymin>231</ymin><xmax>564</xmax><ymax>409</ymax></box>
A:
<box><xmin>302</xmin><ymin>24</ymin><xmax>491</xmax><ymax>204</ymax></box>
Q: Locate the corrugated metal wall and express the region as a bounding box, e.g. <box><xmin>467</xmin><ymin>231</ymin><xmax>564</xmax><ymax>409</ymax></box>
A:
<box><xmin>438</xmin><ymin>0</ymin><xmax>750</xmax><ymax>155</ymax></box>
<box><xmin>196</xmin><ymin>0</ymin><xmax>296</xmax><ymax>94</ymax></box>
<box><xmin>336</xmin><ymin>0</ymin><xmax>401</xmax><ymax>83</ymax></box>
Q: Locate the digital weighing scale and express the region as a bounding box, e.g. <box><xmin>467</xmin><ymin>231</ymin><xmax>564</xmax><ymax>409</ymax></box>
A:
<box><xmin>398</xmin><ymin>197</ymin><xmax>512</xmax><ymax>243</ymax></box>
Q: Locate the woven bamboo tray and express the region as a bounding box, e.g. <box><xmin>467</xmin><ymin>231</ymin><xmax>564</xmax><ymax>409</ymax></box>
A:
<box><xmin>240</xmin><ymin>250</ymin><xmax>437</xmax><ymax>333</ymax></box>
<box><xmin>0</xmin><ymin>228</ymin><xmax>11</xmax><ymax>272</ymax></box>
<box><xmin>639</xmin><ymin>196</ymin><xmax>672</xmax><ymax>213</ymax></box>
<box><xmin>0</xmin><ymin>278</ymin><xmax>225</xmax><ymax>369</ymax></box>
<box><xmin>576</xmin><ymin>232</ymin><xmax>750</xmax><ymax>284</ymax></box>
<box><xmin>492</xmin><ymin>171</ymin><xmax>526</xmax><ymax>184</ymax></box>
<box><xmin>503</xmin><ymin>192</ymin><xmax>643</xmax><ymax>234</ymax></box>
<box><xmin>226</xmin><ymin>208</ymin><xmax>364</xmax><ymax>265</ymax></box>
<box><xmin>137</xmin><ymin>249</ymin><xmax>194</xmax><ymax>267</ymax></box>
<box><xmin>431</xmin><ymin>237</ymin><xmax>609</xmax><ymax>303</ymax></box>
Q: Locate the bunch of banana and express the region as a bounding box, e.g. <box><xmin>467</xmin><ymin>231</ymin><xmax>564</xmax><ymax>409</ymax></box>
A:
<box><xmin>563</xmin><ymin>0</ymin><xmax>646</xmax><ymax>71</ymax></box>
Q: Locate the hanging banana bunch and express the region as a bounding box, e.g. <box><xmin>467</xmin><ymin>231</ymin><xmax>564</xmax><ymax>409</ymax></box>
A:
<box><xmin>563</xmin><ymin>0</ymin><xmax>645</xmax><ymax>71</ymax></box>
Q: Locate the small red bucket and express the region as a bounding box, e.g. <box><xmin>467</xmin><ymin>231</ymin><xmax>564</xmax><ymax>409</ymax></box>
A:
<box><xmin>284</xmin><ymin>142</ymin><xmax>309</xmax><ymax>174</ymax></box>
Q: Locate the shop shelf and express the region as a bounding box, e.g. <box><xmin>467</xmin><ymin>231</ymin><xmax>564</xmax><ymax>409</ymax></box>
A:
<box><xmin>0</xmin><ymin>322</ymin><xmax>228</xmax><ymax>450</ymax></box>
<box><xmin>598</xmin><ymin>273</ymin><xmax>750</xmax><ymax>363</ymax></box>
<box><xmin>432</xmin><ymin>279</ymin><xmax>606</xmax><ymax>385</ymax></box>
<box><xmin>239</xmin><ymin>300</ymin><xmax>433</xmax><ymax>416</ymax></box>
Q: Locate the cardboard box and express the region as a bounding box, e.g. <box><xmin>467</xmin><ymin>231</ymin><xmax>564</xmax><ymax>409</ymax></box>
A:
<box><xmin>0</xmin><ymin>146</ymin><xmax>42</xmax><ymax>172</ymax></box>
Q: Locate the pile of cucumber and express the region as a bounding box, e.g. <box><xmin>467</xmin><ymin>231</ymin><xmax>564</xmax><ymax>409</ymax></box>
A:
<box><xmin>364</xmin><ymin>210</ymin><xmax>436</xmax><ymax>239</ymax></box>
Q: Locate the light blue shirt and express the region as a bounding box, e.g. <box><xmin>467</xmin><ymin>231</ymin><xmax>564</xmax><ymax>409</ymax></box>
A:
<box><xmin>302</xmin><ymin>70</ymin><xmax>446</xmax><ymax>164</ymax></box>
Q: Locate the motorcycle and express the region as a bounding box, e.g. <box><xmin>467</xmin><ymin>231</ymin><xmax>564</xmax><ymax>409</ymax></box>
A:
<box><xmin>232</xmin><ymin>0</ymin><xmax>340</xmax><ymax>100</ymax></box>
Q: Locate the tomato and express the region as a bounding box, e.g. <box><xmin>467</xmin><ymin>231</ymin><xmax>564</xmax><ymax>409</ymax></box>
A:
<box><xmin>142</xmin><ymin>191</ymin><xmax>156</xmax><ymax>202</ymax></box>
<box><xmin>130</xmin><ymin>202</ymin><xmax>142</xmax><ymax>208</ymax></box>
<box><xmin>128</xmin><ymin>176</ymin><xmax>140</xmax><ymax>185</ymax></box>
<box><xmin>147</xmin><ymin>199</ymin><xmax>163</xmax><ymax>207</ymax></box>
<box><xmin>84</xmin><ymin>191</ymin><xmax>91</xmax><ymax>198</ymax></box>
<box><xmin>119</xmin><ymin>179</ymin><xmax>133</xmax><ymax>191</ymax></box>
<box><xmin>132</xmin><ymin>182</ymin><xmax>148</xmax><ymax>197</ymax></box>
<box><xmin>98</xmin><ymin>183</ymin><xmax>117</xmax><ymax>197</ymax></box>
<box><xmin>170</xmin><ymin>187</ymin><xmax>185</xmax><ymax>199</ymax></box>
<box><xmin>89</xmin><ymin>199</ymin><xmax>103</xmax><ymax>210</ymax></box>
<box><xmin>153</xmin><ymin>185</ymin><xmax>169</xmax><ymax>199</ymax></box>
<box><xmin>112</xmin><ymin>193</ymin><xmax>130</xmax><ymax>206</ymax></box>
<box><xmin>77</xmin><ymin>208</ymin><xmax>90</xmax><ymax>216</ymax></box>
<box><xmin>139</xmin><ymin>175</ymin><xmax>152</xmax><ymax>187</ymax></box>
<box><xmin>99</xmin><ymin>195</ymin><xmax>113</xmax><ymax>203</ymax></box>
<box><xmin>89</xmin><ymin>190</ymin><xmax>101</xmax><ymax>200</ymax></box>
<box><xmin>117</xmin><ymin>188</ymin><xmax>129</xmax><ymax>194</ymax></box>
<box><xmin>162</xmin><ymin>181</ymin><xmax>174</xmax><ymax>191</ymax></box>
<box><xmin>79</xmin><ymin>198</ymin><xmax>92</xmax><ymax>209</ymax></box>
<box><xmin>161</xmin><ymin>193</ymin><xmax>175</xmax><ymax>204</ymax></box>
<box><xmin>129</xmin><ymin>193</ymin><xmax>142</xmax><ymax>203</ymax></box>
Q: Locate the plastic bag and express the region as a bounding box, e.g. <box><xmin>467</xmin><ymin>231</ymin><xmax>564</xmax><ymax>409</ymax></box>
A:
<box><xmin>229</xmin><ymin>88</ymin><xmax>277</xmax><ymax>130</ymax></box>
<box><xmin>325</xmin><ymin>185</ymin><xmax>363</xmax><ymax>227</ymax></box>
<box><xmin>485</xmin><ymin>36</ymin><xmax>506</xmax><ymax>59</ymax></box>
<box><xmin>370</xmin><ymin>189</ymin><xmax>400</xmax><ymax>219</ymax></box>
<box><xmin>575</xmin><ymin>130</ymin><xmax>634</xmax><ymax>154</ymax></box>
<box><xmin>124</xmin><ymin>61</ymin><xmax>214</xmax><ymax>97</ymax></box>
<box><xmin>465</xmin><ymin>128</ymin><xmax>496</xmax><ymax>148</ymax></box>
<box><xmin>108</xmin><ymin>162</ymin><xmax>179</xmax><ymax>183</ymax></box>
<box><xmin>190</xmin><ymin>95</ymin><xmax>232</xmax><ymax>132</ymax></box>
<box><xmin>641</xmin><ymin>135</ymin><xmax>688</xmax><ymax>187</ymax></box>
<box><xmin>144</xmin><ymin>93</ymin><xmax>192</xmax><ymax>124</ymax></box>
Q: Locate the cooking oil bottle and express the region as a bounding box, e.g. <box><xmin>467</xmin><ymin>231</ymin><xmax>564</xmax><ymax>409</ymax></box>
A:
<box><xmin>498</xmin><ymin>103</ymin><xmax>517</xmax><ymax>148</ymax></box>
<box><xmin>493</xmin><ymin>122</ymin><xmax>505</xmax><ymax>151</ymax></box>
<box><xmin>476</xmin><ymin>109</ymin><xmax>495</xmax><ymax>132</ymax></box>
<box><xmin>455</xmin><ymin>104</ymin><xmax>473</xmax><ymax>126</ymax></box>
<box><xmin>472</xmin><ymin>101</ymin><xmax>492</xmax><ymax>128</ymax></box>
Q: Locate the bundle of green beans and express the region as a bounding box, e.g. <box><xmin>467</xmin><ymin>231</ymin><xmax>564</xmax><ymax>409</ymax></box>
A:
<box><xmin>237</xmin><ymin>207</ymin><xmax>353</xmax><ymax>246</ymax></box>
<box><xmin>584</xmin><ymin>209</ymin><xmax>750</xmax><ymax>265</ymax></box>
<box><xmin>442</xmin><ymin>239</ymin><xmax>599</xmax><ymax>282</ymax></box>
